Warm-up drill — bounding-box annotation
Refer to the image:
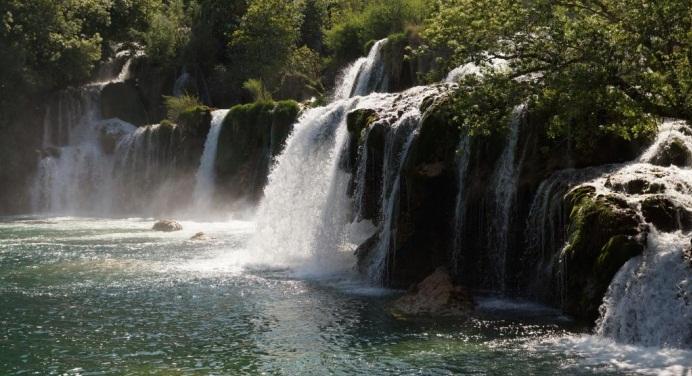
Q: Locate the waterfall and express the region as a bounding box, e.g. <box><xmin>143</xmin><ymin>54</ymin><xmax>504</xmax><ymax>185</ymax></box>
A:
<box><xmin>596</xmin><ymin>231</ymin><xmax>691</xmax><ymax>348</ymax></box>
<box><xmin>334</xmin><ymin>58</ymin><xmax>367</xmax><ymax>100</ymax></box>
<box><xmin>487</xmin><ymin>108</ymin><xmax>526</xmax><ymax>290</ymax></box>
<box><xmin>352</xmin><ymin>39</ymin><xmax>388</xmax><ymax>97</ymax></box>
<box><xmin>366</xmin><ymin>112</ymin><xmax>421</xmax><ymax>283</ymax></box>
<box><xmin>30</xmin><ymin>53</ymin><xmax>198</xmax><ymax>217</ymax></box>
<box><xmin>191</xmin><ymin>110</ymin><xmax>229</xmax><ymax>212</ymax></box>
<box><xmin>522</xmin><ymin>119</ymin><xmax>692</xmax><ymax>348</ymax></box>
<box><xmin>451</xmin><ymin>133</ymin><xmax>472</xmax><ymax>273</ymax></box>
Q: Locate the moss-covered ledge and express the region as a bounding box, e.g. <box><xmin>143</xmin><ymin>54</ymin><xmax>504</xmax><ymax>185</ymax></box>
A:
<box><xmin>215</xmin><ymin>100</ymin><xmax>300</xmax><ymax>202</ymax></box>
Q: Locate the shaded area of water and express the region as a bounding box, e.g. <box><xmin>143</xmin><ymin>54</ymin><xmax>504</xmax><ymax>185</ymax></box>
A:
<box><xmin>1</xmin><ymin>218</ymin><xmax>688</xmax><ymax>375</ymax></box>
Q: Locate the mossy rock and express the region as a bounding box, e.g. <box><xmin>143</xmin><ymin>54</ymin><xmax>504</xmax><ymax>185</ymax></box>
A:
<box><xmin>346</xmin><ymin>108</ymin><xmax>378</xmax><ymax>141</ymax></box>
<box><xmin>595</xmin><ymin>235</ymin><xmax>644</xmax><ymax>280</ymax></box>
<box><xmin>215</xmin><ymin>100</ymin><xmax>300</xmax><ymax>201</ymax></box>
<box><xmin>560</xmin><ymin>185</ymin><xmax>644</xmax><ymax>322</ymax></box>
<box><xmin>176</xmin><ymin>105</ymin><xmax>212</xmax><ymax>138</ymax></box>
<box><xmin>651</xmin><ymin>137</ymin><xmax>691</xmax><ymax>167</ymax></box>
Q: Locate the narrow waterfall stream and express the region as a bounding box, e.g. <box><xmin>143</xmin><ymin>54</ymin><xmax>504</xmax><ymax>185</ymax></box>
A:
<box><xmin>191</xmin><ymin>110</ymin><xmax>229</xmax><ymax>212</ymax></box>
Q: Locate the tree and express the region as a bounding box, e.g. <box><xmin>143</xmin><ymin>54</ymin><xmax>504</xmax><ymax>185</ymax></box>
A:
<box><xmin>228</xmin><ymin>0</ymin><xmax>303</xmax><ymax>85</ymax></box>
<box><xmin>421</xmin><ymin>0</ymin><xmax>691</xmax><ymax>141</ymax></box>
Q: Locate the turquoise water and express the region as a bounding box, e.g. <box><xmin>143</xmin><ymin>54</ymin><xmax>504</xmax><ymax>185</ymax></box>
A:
<box><xmin>1</xmin><ymin>217</ymin><xmax>688</xmax><ymax>375</ymax></box>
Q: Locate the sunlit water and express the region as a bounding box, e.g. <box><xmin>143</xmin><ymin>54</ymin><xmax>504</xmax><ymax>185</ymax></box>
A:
<box><xmin>1</xmin><ymin>217</ymin><xmax>689</xmax><ymax>375</ymax></box>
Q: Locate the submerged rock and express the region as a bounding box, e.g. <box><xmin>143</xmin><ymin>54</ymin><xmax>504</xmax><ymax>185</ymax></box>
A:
<box><xmin>152</xmin><ymin>219</ymin><xmax>182</xmax><ymax>232</ymax></box>
<box><xmin>190</xmin><ymin>232</ymin><xmax>209</xmax><ymax>241</ymax></box>
<box><xmin>390</xmin><ymin>267</ymin><xmax>474</xmax><ymax>316</ymax></box>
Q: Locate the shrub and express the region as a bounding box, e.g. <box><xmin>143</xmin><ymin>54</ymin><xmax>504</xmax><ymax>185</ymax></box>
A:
<box><xmin>164</xmin><ymin>94</ymin><xmax>204</xmax><ymax>122</ymax></box>
<box><xmin>242</xmin><ymin>79</ymin><xmax>273</xmax><ymax>102</ymax></box>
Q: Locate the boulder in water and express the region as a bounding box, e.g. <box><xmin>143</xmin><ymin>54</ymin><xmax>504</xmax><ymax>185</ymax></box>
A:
<box><xmin>640</xmin><ymin>195</ymin><xmax>692</xmax><ymax>232</ymax></box>
<box><xmin>650</xmin><ymin>137</ymin><xmax>691</xmax><ymax>167</ymax></box>
<box><xmin>152</xmin><ymin>219</ymin><xmax>182</xmax><ymax>232</ymax></box>
<box><xmin>390</xmin><ymin>267</ymin><xmax>474</xmax><ymax>317</ymax></box>
<box><xmin>190</xmin><ymin>232</ymin><xmax>209</xmax><ymax>241</ymax></box>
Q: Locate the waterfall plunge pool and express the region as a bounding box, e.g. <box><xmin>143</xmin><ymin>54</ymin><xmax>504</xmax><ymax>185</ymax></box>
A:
<box><xmin>0</xmin><ymin>217</ymin><xmax>689</xmax><ymax>375</ymax></box>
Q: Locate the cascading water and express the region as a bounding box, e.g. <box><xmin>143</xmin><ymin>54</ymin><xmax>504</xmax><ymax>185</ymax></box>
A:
<box><xmin>596</xmin><ymin>230</ymin><xmax>691</xmax><ymax>348</ymax></box>
<box><xmin>351</xmin><ymin>39</ymin><xmax>389</xmax><ymax>97</ymax></box>
<box><xmin>191</xmin><ymin>110</ymin><xmax>229</xmax><ymax>213</ymax></box>
<box><xmin>365</xmin><ymin>112</ymin><xmax>421</xmax><ymax>283</ymax></box>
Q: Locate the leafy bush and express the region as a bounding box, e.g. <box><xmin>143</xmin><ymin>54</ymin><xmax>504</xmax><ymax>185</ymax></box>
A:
<box><xmin>325</xmin><ymin>0</ymin><xmax>430</xmax><ymax>63</ymax></box>
<box><xmin>242</xmin><ymin>79</ymin><xmax>273</xmax><ymax>102</ymax></box>
<box><xmin>164</xmin><ymin>94</ymin><xmax>204</xmax><ymax>122</ymax></box>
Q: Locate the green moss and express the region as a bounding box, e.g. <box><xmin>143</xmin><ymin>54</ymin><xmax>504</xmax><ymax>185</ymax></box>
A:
<box><xmin>346</xmin><ymin>108</ymin><xmax>378</xmax><ymax>140</ymax></box>
<box><xmin>216</xmin><ymin>100</ymin><xmax>301</xmax><ymax>197</ymax></box>
<box><xmin>560</xmin><ymin>186</ymin><xmax>643</xmax><ymax>322</ymax></box>
<box><xmin>177</xmin><ymin>105</ymin><xmax>211</xmax><ymax>131</ymax></box>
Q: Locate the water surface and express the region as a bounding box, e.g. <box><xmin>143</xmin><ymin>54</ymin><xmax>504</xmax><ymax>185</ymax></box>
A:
<box><xmin>1</xmin><ymin>217</ymin><xmax>688</xmax><ymax>375</ymax></box>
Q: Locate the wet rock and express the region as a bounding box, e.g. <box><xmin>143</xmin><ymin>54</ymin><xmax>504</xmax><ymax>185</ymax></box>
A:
<box><xmin>390</xmin><ymin>267</ymin><xmax>474</xmax><ymax>316</ymax></box>
<box><xmin>215</xmin><ymin>100</ymin><xmax>299</xmax><ymax>203</ymax></box>
<box><xmin>608</xmin><ymin>178</ymin><xmax>667</xmax><ymax>195</ymax></box>
<box><xmin>152</xmin><ymin>219</ymin><xmax>182</xmax><ymax>232</ymax></box>
<box><xmin>559</xmin><ymin>185</ymin><xmax>645</xmax><ymax>322</ymax></box>
<box><xmin>190</xmin><ymin>232</ymin><xmax>209</xmax><ymax>241</ymax></box>
<box><xmin>651</xmin><ymin>137</ymin><xmax>691</xmax><ymax>167</ymax></box>
<box><xmin>640</xmin><ymin>196</ymin><xmax>692</xmax><ymax>232</ymax></box>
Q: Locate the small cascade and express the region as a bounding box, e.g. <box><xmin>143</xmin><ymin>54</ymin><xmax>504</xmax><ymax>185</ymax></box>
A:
<box><xmin>173</xmin><ymin>70</ymin><xmax>193</xmax><ymax>97</ymax></box>
<box><xmin>191</xmin><ymin>110</ymin><xmax>229</xmax><ymax>212</ymax></box>
<box><xmin>596</xmin><ymin>231</ymin><xmax>691</xmax><ymax>348</ymax></box>
<box><xmin>366</xmin><ymin>112</ymin><xmax>421</xmax><ymax>283</ymax></box>
<box><xmin>110</xmin><ymin>122</ymin><xmax>183</xmax><ymax>214</ymax></box>
<box><xmin>351</xmin><ymin>39</ymin><xmax>388</xmax><ymax>97</ymax></box>
<box><xmin>333</xmin><ymin>58</ymin><xmax>367</xmax><ymax>100</ymax></box>
<box><xmin>451</xmin><ymin>133</ymin><xmax>472</xmax><ymax>273</ymax></box>
<box><xmin>31</xmin><ymin>52</ymin><xmax>199</xmax><ymax>217</ymax></box>
<box><xmin>486</xmin><ymin>108</ymin><xmax>526</xmax><ymax>290</ymax></box>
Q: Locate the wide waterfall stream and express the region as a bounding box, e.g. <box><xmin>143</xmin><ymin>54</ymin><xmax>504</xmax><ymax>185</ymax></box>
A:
<box><xmin>3</xmin><ymin>41</ymin><xmax>691</xmax><ymax>375</ymax></box>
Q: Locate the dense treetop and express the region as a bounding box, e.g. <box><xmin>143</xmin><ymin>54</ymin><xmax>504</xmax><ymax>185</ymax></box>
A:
<box><xmin>0</xmin><ymin>0</ymin><xmax>689</xmax><ymax>140</ymax></box>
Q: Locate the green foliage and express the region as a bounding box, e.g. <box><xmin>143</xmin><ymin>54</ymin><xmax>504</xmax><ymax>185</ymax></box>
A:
<box><xmin>325</xmin><ymin>0</ymin><xmax>431</xmax><ymax>63</ymax></box>
<box><xmin>164</xmin><ymin>94</ymin><xmax>204</xmax><ymax>122</ymax></box>
<box><xmin>142</xmin><ymin>0</ymin><xmax>190</xmax><ymax>64</ymax></box>
<box><xmin>420</xmin><ymin>0</ymin><xmax>691</xmax><ymax>143</ymax></box>
<box><xmin>242</xmin><ymin>79</ymin><xmax>273</xmax><ymax>102</ymax></box>
<box><xmin>229</xmin><ymin>0</ymin><xmax>303</xmax><ymax>85</ymax></box>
